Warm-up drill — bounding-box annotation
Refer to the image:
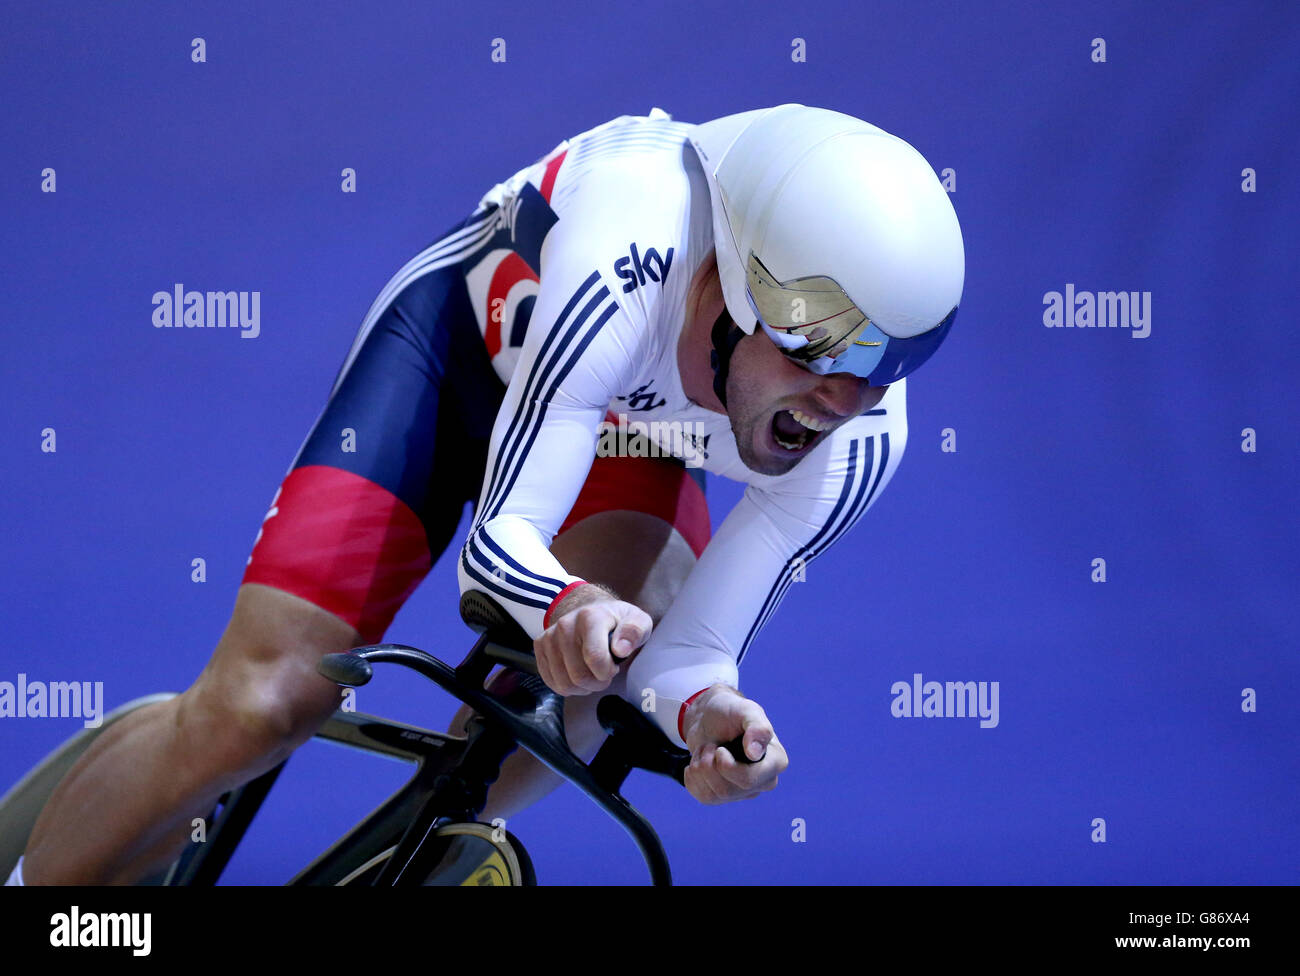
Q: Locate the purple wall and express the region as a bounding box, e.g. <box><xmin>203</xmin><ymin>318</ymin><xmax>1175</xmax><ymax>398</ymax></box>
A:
<box><xmin>2</xmin><ymin>0</ymin><xmax>1296</xmax><ymax>884</ymax></box>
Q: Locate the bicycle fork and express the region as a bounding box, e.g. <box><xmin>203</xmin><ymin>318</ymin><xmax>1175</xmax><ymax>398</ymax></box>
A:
<box><xmin>373</xmin><ymin>714</ymin><xmax>517</xmax><ymax>886</ymax></box>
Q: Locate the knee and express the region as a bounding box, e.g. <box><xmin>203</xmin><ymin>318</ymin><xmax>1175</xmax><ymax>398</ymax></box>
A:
<box><xmin>562</xmin><ymin>671</ymin><xmax>627</xmax><ymax>759</ymax></box>
<box><xmin>182</xmin><ymin>666</ymin><xmax>339</xmax><ymax>774</ymax></box>
<box><xmin>180</xmin><ymin>588</ymin><xmax>357</xmax><ymax>773</ymax></box>
<box><xmin>550</xmin><ymin>510</ymin><xmax>698</xmax><ymax>624</ymax></box>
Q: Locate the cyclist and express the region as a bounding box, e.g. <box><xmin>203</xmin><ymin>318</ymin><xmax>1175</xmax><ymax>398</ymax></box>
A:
<box><xmin>11</xmin><ymin>103</ymin><xmax>962</xmax><ymax>885</ymax></box>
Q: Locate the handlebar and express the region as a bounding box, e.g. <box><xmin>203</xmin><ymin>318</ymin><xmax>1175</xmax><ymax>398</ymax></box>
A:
<box><xmin>316</xmin><ymin>590</ymin><xmax>767</xmax><ymax>885</ymax></box>
<box><xmin>458</xmin><ymin>588</ymin><xmax>763</xmax><ymax>768</ymax></box>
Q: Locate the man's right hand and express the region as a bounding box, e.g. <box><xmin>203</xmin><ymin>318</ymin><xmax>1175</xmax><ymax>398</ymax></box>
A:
<box><xmin>534</xmin><ymin>584</ymin><xmax>652</xmax><ymax>695</ymax></box>
<box><xmin>681</xmin><ymin>684</ymin><xmax>788</xmax><ymax>805</ymax></box>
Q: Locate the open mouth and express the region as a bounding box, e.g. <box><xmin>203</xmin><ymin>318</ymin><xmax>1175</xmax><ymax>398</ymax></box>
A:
<box><xmin>770</xmin><ymin>408</ymin><xmax>830</xmax><ymax>453</ymax></box>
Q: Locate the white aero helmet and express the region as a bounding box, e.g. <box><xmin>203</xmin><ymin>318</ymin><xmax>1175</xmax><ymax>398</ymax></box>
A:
<box><xmin>689</xmin><ymin>104</ymin><xmax>964</xmax><ymax>386</ymax></box>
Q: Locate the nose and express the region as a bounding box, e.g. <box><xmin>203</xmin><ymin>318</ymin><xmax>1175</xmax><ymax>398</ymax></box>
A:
<box><xmin>812</xmin><ymin>374</ymin><xmax>872</xmax><ymax>418</ymax></box>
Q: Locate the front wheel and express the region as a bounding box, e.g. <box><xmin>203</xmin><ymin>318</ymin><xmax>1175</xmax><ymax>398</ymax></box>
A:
<box><xmin>336</xmin><ymin>822</ymin><xmax>535</xmax><ymax>886</ymax></box>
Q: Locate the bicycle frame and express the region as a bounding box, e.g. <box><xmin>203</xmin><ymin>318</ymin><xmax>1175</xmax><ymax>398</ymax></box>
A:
<box><xmin>165</xmin><ymin>707</ymin><xmax>465</xmax><ymax>886</ymax></box>
<box><xmin>162</xmin><ymin>624</ymin><xmax>686</xmax><ymax>885</ymax></box>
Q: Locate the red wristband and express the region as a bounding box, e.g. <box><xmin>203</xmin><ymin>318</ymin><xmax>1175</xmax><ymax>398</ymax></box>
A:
<box><xmin>677</xmin><ymin>687</ymin><xmax>711</xmax><ymax>744</ymax></box>
<box><xmin>543</xmin><ymin>580</ymin><xmax>591</xmax><ymax>629</ymax></box>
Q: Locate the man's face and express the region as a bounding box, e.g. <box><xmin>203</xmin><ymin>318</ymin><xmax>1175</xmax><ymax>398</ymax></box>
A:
<box><xmin>725</xmin><ymin>326</ymin><xmax>888</xmax><ymax>475</ymax></box>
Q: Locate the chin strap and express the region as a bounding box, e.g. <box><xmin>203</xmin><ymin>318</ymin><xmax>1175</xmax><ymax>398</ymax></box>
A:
<box><xmin>709</xmin><ymin>309</ymin><xmax>746</xmax><ymax>408</ymax></box>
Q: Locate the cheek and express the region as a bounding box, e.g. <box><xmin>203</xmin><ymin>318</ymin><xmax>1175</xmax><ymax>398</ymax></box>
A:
<box><xmin>731</xmin><ymin>334</ymin><xmax>811</xmax><ymax>412</ymax></box>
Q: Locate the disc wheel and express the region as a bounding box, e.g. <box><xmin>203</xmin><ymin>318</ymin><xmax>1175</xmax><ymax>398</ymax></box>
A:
<box><xmin>336</xmin><ymin>822</ymin><xmax>535</xmax><ymax>886</ymax></box>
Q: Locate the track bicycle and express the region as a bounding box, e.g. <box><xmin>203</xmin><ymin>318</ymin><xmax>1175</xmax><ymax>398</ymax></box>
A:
<box><xmin>0</xmin><ymin>590</ymin><xmax>751</xmax><ymax>885</ymax></box>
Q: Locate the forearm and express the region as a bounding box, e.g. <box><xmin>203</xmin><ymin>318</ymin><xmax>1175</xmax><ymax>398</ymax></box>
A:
<box><xmin>458</xmin><ymin>514</ymin><xmax>585</xmax><ymax>639</ymax></box>
<box><xmin>624</xmin><ymin>643</ymin><xmax>740</xmax><ymax>749</ymax></box>
<box><xmin>545</xmin><ymin>579</ymin><xmax>619</xmax><ymax>623</ymax></box>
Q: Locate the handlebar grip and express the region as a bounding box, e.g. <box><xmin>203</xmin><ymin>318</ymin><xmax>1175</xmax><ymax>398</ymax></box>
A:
<box><xmin>606</xmin><ymin>624</ymin><xmax>633</xmax><ymax>663</ymax></box>
<box><xmin>603</xmin><ymin>627</ymin><xmax>763</xmax><ymax>765</ymax></box>
<box><xmin>720</xmin><ymin>734</ymin><xmax>764</xmax><ymax>764</ymax></box>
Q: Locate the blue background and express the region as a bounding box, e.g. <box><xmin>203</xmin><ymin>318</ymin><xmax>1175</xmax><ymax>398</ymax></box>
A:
<box><xmin>2</xmin><ymin>0</ymin><xmax>1297</xmax><ymax>885</ymax></box>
